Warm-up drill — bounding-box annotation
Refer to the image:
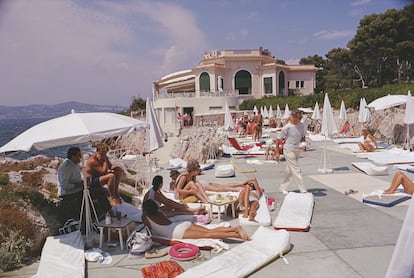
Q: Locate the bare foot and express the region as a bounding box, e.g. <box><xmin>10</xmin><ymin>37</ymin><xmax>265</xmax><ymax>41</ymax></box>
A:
<box><xmin>237</xmin><ymin>226</ymin><xmax>251</xmax><ymax>241</ymax></box>
<box><xmin>383</xmin><ymin>189</ymin><xmax>394</xmax><ymax>194</ymax></box>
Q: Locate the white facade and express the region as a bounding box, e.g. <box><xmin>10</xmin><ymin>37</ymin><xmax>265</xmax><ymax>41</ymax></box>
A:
<box><xmin>152</xmin><ymin>48</ymin><xmax>318</xmax><ymax>133</ymax></box>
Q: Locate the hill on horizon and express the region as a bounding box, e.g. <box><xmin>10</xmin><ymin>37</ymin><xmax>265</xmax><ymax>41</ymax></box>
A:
<box><xmin>0</xmin><ymin>101</ymin><xmax>128</xmax><ymax>119</ymax></box>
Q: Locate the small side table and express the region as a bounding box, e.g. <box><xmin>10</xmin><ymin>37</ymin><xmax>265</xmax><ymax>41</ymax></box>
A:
<box><xmin>208</xmin><ymin>196</ymin><xmax>237</xmax><ymax>222</ymax></box>
<box><xmin>96</xmin><ymin>217</ymin><xmax>132</xmax><ymax>250</ymax></box>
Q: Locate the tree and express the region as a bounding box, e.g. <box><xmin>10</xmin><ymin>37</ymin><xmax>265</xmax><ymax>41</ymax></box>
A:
<box><xmin>325</xmin><ymin>48</ymin><xmax>353</xmax><ymax>90</ymax></box>
<box><xmin>300</xmin><ymin>55</ymin><xmax>326</xmax><ymax>93</ymax></box>
<box><xmin>129</xmin><ymin>96</ymin><xmax>146</xmax><ymax>112</ymax></box>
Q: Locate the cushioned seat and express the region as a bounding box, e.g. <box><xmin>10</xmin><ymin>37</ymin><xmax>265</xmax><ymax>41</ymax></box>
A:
<box><xmin>352</xmin><ymin>162</ymin><xmax>389</xmax><ymax>176</ymax></box>
<box><xmin>215</xmin><ymin>164</ymin><xmax>235</xmax><ymax>178</ymax></box>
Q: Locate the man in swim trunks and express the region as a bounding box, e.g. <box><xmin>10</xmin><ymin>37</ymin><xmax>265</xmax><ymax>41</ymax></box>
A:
<box><xmin>86</xmin><ymin>142</ymin><xmax>124</xmax><ymax>206</ymax></box>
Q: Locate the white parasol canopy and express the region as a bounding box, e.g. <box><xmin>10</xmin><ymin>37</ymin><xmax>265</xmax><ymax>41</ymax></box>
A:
<box><xmin>311</xmin><ymin>102</ymin><xmax>321</xmax><ymax>120</ymax></box>
<box><xmin>0</xmin><ymin>110</ymin><xmax>148</xmax><ymax>238</ymax></box>
<box><xmin>146</xmin><ymin>98</ymin><xmax>164</xmax><ymax>153</ymax></box>
<box><xmin>276</xmin><ymin>104</ymin><xmax>282</xmax><ymax>119</ymax></box>
<box><xmin>0</xmin><ymin>110</ymin><xmax>148</xmax><ymax>153</ymax></box>
<box><xmin>358</xmin><ymin>97</ymin><xmax>371</xmax><ymax>123</ymax></box>
<box><xmin>224</xmin><ymin>100</ymin><xmax>235</xmax><ymax>131</ymax></box>
<box><xmin>263</xmin><ymin>106</ymin><xmax>269</xmax><ymax>118</ymax></box>
<box><xmin>339</xmin><ymin>100</ymin><xmax>347</xmax><ymax>121</ymax></box>
<box><xmin>404</xmin><ymin>91</ymin><xmax>414</xmax><ymax>125</ymax></box>
<box><xmin>367</xmin><ymin>94</ymin><xmax>414</xmax><ymax>111</ymax></box>
<box><xmin>282</xmin><ymin>104</ymin><xmax>290</xmax><ymax>119</ymax></box>
<box><xmin>253</xmin><ymin>105</ymin><xmax>258</xmax><ymax>115</ymax></box>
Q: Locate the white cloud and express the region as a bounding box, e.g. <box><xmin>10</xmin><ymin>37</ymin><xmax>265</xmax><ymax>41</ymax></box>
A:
<box><xmin>226</xmin><ymin>29</ymin><xmax>249</xmax><ymax>41</ymax></box>
<box><xmin>313</xmin><ymin>30</ymin><xmax>355</xmax><ymax>39</ymax></box>
<box><xmin>0</xmin><ymin>0</ymin><xmax>209</xmax><ymax>105</ymax></box>
<box><xmin>350</xmin><ymin>0</ymin><xmax>371</xmax><ymax>6</ymax></box>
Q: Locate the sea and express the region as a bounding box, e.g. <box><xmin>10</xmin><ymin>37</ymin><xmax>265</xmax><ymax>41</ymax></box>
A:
<box><xmin>0</xmin><ymin>118</ymin><xmax>93</xmax><ymax>160</ymax></box>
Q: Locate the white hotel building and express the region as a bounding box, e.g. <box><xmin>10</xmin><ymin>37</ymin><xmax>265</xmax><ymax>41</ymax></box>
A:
<box><xmin>152</xmin><ymin>48</ymin><xmax>317</xmax><ymax>133</ymax></box>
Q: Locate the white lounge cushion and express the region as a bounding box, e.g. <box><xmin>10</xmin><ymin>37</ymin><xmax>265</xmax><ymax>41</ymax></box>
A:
<box><xmin>215</xmin><ymin>164</ymin><xmax>235</xmax><ymax>178</ymax></box>
<box><xmin>238</xmin><ymin>195</ymin><xmax>271</xmax><ymax>226</ymax></box>
<box><xmin>352</xmin><ymin>162</ymin><xmax>388</xmax><ymax>176</ymax></box>
<box><xmin>33</xmin><ymin>230</ymin><xmax>85</xmax><ymax>278</ymax></box>
<box><xmin>273</xmin><ymin>192</ymin><xmax>314</xmax><ymax>231</ymax></box>
<box><xmin>177</xmin><ymin>226</ymin><xmax>290</xmax><ymax>278</ymax></box>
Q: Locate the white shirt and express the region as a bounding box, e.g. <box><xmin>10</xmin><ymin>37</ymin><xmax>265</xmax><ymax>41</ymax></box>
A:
<box><xmin>57</xmin><ymin>158</ymin><xmax>83</xmax><ymax>196</ymax></box>
<box><xmin>277</xmin><ymin>122</ymin><xmax>305</xmax><ymax>152</ymax></box>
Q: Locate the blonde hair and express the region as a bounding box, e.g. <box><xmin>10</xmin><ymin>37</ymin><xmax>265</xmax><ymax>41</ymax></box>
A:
<box><xmin>187</xmin><ymin>159</ymin><xmax>200</xmax><ymax>172</ymax></box>
<box><xmin>96</xmin><ymin>142</ymin><xmax>109</xmax><ymax>153</ymax></box>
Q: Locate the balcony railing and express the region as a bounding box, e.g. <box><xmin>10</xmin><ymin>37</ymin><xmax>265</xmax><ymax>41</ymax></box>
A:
<box><xmin>154</xmin><ymin>89</ymin><xmax>241</xmax><ymax>100</ymax></box>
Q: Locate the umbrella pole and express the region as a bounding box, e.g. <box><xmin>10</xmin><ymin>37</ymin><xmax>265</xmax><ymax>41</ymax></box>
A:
<box><xmin>318</xmin><ymin>136</ymin><xmax>333</xmax><ymax>173</ymax></box>
<box><xmin>78</xmin><ymin>146</ymin><xmax>99</xmax><ymax>240</ymax></box>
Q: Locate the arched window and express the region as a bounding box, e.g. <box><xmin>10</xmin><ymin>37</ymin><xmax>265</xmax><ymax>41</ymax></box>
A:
<box><xmin>199</xmin><ymin>72</ymin><xmax>210</xmax><ymax>92</ymax></box>
<box><xmin>278</xmin><ymin>71</ymin><xmax>285</xmax><ymax>96</ymax></box>
<box><xmin>234</xmin><ymin>70</ymin><xmax>252</xmax><ymax>95</ymax></box>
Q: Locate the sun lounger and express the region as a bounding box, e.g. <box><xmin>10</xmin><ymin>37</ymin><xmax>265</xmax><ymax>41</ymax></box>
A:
<box><xmin>273</xmin><ymin>192</ymin><xmax>314</xmax><ymax>231</ymax></box>
<box><xmin>33</xmin><ymin>230</ymin><xmax>85</xmax><ymax>278</ymax></box>
<box><xmin>352</xmin><ymin>162</ymin><xmax>389</xmax><ymax>176</ymax></box>
<box><xmin>238</xmin><ymin>195</ymin><xmax>271</xmax><ymax>226</ymax></box>
<box><xmin>177</xmin><ymin>226</ymin><xmax>290</xmax><ymax>278</ymax></box>
<box><xmin>363</xmin><ymin>195</ymin><xmax>411</xmax><ymax>207</ymax></box>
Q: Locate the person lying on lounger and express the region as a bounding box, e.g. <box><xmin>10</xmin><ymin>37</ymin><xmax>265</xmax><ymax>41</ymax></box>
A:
<box><xmin>238</xmin><ymin>178</ymin><xmax>262</xmax><ymax>221</ymax></box>
<box><xmin>383</xmin><ymin>171</ymin><xmax>414</xmax><ymax>195</ymax></box>
<box><xmin>144</xmin><ymin>175</ymin><xmax>206</xmax><ymax>218</ymax></box>
<box><xmin>358</xmin><ymin>129</ymin><xmax>377</xmax><ymax>152</ymax></box>
<box><xmin>142</xmin><ymin>199</ymin><xmax>251</xmax><ymax>240</ymax></box>
<box><xmin>175</xmin><ymin>159</ymin><xmax>247</xmax><ymax>203</ymax></box>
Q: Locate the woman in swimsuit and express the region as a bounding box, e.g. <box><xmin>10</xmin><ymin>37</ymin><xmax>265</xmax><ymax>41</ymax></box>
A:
<box><xmin>142</xmin><ymin>199</ymin><xmax>251</xmax><ymax>240</ymax></box>
<box><xmin>383</xmin><ymin>171</ymin><xmax>414</xmax><ymax>195</ymax></box>
<box><xmin>358</xmin><ymin>129</ymin><xmax>377</xmax><ymax>152</ymax></box>
<box><xmin>175</xmin><ymin>159</ymin><xmax>209</xmax><ymax>203</ymax></box>
<box><xmin>144</xmin><ymin>175</ymin><xmax>205</xmax><ymax>218</ymax></box>
<box><xmin>238</xmin><ymin>178</ymin><xmax>262</xmax><ymax>221</ymax></box>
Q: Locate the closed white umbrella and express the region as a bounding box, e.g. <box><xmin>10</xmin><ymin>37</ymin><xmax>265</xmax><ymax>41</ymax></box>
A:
<box><xmin>404</xmin><ymin>91</ymin><xmax>414</xmax><ymax>149</ymax></box>
<box><xmin>311</xmin><ymin>102</ymin><xmax>321</xmax><ymax>120</ymax></box>
<box><xmin>276</xmin><ymin>104</ymin><xmax>282</xmax><ymax>119</ymax></box>
<box><xmin>358</xmin><ymin>97</ymin><xmax>371</xmax><ymax>123</ymax></box>
<box><xmin>146</xmin><ymin>97</ymin><xmax>164</xmax><ymax>153</ymax></box>
<box><xmin>253</xmin><ymin>105</ymin><xmax>258</xmax><ymax>115</ymax></box>
<box><xmin>224</xmin><ymin>100</ymin><xmax>235</xmax><ymax>131</ymax></box>
<box><xmin>282</xmin><ymin>104</ymin><xmax>290</xmax><ymax>119</ymax></box>
<box><xmin>263</xmin><ymin>106</ymin><xmax>269</xmax><ymax>118</ymax></box>
<box><xmin>339</xmin><ymin>100</ymin><xmax>347</xmax><ymax>121</ymax></box>
<box><xmin>319</xmin><ymin>94</ymin><xmax>338</xmax><ymax>173</ymax></box>
<box><xmin>268</xmin><ymin>105</ymin><xmax>274</xmax><ymax>118</ymax></box>
<box><xmin>0</xmin><ymin>110</ymin><xmax>148</xmax><ymax>238</ymax></box>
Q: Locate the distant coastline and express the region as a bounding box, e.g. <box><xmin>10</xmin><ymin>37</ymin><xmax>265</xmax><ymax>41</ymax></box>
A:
<box><xmin>0</xmin><ymin>101</ymin><xmax>127</xmax><ymax>119</ymax></box>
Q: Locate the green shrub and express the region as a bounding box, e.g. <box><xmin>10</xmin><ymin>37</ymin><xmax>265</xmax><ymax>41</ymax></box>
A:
<box><xmin>0</xmin><ymin>173</ymin><xmax>9</xmax><ymax>185</ymax></box>
<box><xmin>0</xmin><ymin>228</ymin><xmax>33</xmax><ymax>271</ymax></box>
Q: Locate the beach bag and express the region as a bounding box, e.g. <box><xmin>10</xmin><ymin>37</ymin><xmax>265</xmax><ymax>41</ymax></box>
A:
<box><xmin>141</xmin><ymin>260</ymin><xmax>184</xmax><ymax>278</ymax></box>
<box><xmin>127</xmin><ymin>224</ymin><xmax>153</xmax><ymax>257</ymax></box>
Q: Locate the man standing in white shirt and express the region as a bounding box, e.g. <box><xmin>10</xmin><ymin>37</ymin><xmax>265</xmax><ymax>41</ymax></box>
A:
<box><xmin>274</xmin><ymin>109</ymin><xmax>307</xmax><ymax>194</ymax></box>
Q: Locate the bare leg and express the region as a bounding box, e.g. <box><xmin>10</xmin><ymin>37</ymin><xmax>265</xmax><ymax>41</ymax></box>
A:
<box><xmin>242</xmin><ymin>185</ymin><xmax>251</xmax><ymax>218</ymax></box>
<box><xmin>357</xmin><ymin>142</ymin><xmax>365</xmax><ymax>151</ymax></box>
<box><xmin>384</xmin><ymin>171</ymin><xmax>414</xmax><ymax>194</ymax></box>
<box><xmin>248</xmin><ymin>200</ymin><xmax>259</xmax><ymax>221</ymax></box>
<box><xmin>183</xmin><ymin>224</ymin><xmax>251</xmax><ymax>240</ymax></box>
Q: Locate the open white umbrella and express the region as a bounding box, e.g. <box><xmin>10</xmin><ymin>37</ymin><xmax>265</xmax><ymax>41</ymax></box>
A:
<box><xmin>268</xmin><ymin>105</ymin><xmax>274</xmax><ymax>119</ymax></box>
<box><xmin>224</xmin><ymin>100</ymin><xmax>235</xmax><ymax>131</ymax></box>
<box><xmin>339</xmin><ymin>100</ymin><xmax>347</xmax><ymax>121</ymax></box>
<box><xmin>311</xmin><ymin>102</ymin><xmax>321</xmax><ymax>120</ymax></box>
<box><xmin>367</xmin><ymin>94</ymin><xmax>414</xmax><ymax>111</ymax></box>
<box><xmin>282</xmin><ymin>104</ymin><xmax>290</xmax><ymax>120</ymax></box>
<box><xmin>276</xmin><ymin>104</ymin><xmax>282</xmax><ymax>119</ymax></box>
<box><xmin>319</xmin><ymin>94</ymin><xmax>338</xmax><ymax>173</ymax></box>
<box><xmin>0</xmin><ymin>110</ymin><xmax>148</xmax><ymax>238</ymax></box>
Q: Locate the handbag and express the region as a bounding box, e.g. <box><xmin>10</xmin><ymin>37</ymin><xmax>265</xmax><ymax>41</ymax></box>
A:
<box><xmin>127</xmin><ymin>224</ymin><xmax>153</xmax><ymax>257</ymax></box>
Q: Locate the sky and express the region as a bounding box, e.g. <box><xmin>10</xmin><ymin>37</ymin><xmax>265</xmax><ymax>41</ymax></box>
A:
<box><xmin>0</xmin><ymin>0</ymin><xmax>409</xmax><ymax>107</ymax></box>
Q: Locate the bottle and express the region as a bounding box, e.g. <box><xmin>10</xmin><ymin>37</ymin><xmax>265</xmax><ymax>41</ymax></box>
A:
<box><xmin>105</xmin><ymin>211</ymin><xmax>112</xmax><ymax>225</ymax></box>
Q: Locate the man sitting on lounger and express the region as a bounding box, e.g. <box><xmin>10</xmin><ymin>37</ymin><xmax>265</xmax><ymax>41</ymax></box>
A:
<box><xmin>142</xmin><ymin>199</ymin><xmax>251</xmax><ymax>240</ymax></box>
<box><xmin>383</xmin><ymin>171</ymin><xmax>414</xmax><ymax>195</ymax></box>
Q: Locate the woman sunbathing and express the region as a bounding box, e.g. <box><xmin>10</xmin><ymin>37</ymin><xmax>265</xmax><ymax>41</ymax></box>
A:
<box><xmin>142</xmin><ymin>199</ymin><xmax>251</xmax><ymax>240</ymax></box>
<box><xmin>238</xmin><ymin>178</ymin><xmax>262</xmax><ymax>221</ymax></box>
<box><xmin>175</xmin><ymin>159</ymin><xmax>247</xmax><ymax>203</ymax></box>
<box><xmin>383</xmin><ymin>171</ymin><xmax>414</xmax><ymax>195</ymax></box>
<box><xmin>358</xmin><ymin>129</ymin><xmax>377</xmax><ymax>152</ymax></box>
<box><xmin>144</xmin><ymin>175</ymin><xmax>205</xmax><ymax>218</ymax></box>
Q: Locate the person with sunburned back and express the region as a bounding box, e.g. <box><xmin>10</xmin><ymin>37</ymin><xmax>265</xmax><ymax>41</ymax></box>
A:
<box><xmin>86</xmin><ymin>142</ymin><xmax>124</xmax><ymax>206</ymax></box>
